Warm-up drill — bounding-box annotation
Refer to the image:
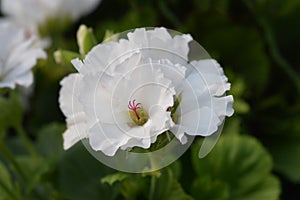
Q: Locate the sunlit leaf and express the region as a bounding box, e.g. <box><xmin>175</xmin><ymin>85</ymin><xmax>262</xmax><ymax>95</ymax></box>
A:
<box><xmin>101</xmin><ymin>173</ymin><xmax>130</xmax><ymax>186</ymax></box>
<box><xmin>0</xmin><ymin>161</ymin><xmax>14</xmax><ymax>200</ymax></box>
<box><xmin>151</xmin><ymin>169</ymin><xmax>193</xmax><ymax>200</ymax></box>
<box><xmin>54</xmin><ymin>50</ymin><xmax>82</xmax><ymax>68</ymax></box>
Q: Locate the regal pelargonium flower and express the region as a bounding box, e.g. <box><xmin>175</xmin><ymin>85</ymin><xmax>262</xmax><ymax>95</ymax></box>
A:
<box><xmin>0</xmin><ymin>20</ymin><xmax>46</xmax><ymax>89</ymax></box>
<box><xmin>60</xmin><ymin>53</ymin><xmax>175</xmax><ymax>156</ymax></box>
<box><xmin>59</xmin><ymin>27</ymin><xmax>234</xmax><ymax>159</ymax></box>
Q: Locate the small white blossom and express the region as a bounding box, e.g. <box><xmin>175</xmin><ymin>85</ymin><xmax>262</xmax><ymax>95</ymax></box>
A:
<box><xmin>1</xmin><ymin>0</ymin><xmax>102</xmax><ymax>35</ymax></box>
<box><xmin>0</xmin><ymin>20</ymin><xmax>46</xmax><ymax>89</ymax></box>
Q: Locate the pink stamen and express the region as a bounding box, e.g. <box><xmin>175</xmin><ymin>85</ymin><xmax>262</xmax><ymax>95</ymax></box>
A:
<box><xmin>128</xmin><ymin>99</ymin><xmax>141</xmax><ymax>120</ymax></box>
<box><xmin>25</xmin><ymin>30</ymin><xmax>32</xmax><ymax>39</ymax></box>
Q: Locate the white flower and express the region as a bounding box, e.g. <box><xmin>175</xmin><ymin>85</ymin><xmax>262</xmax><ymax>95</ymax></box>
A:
<box><xmin>1</xmin><ymin>0</ymin><xmax>101</xmax><ymax>34</ymax></box>
<box><xmin>59</xmin><ymin>27</ymin><xmax>234</xmax><ymax>156</ymax></box>
<box><xmin>0</xmin><ymin>20</ymin><xmax>46</xmax><ymax>89</ymax></box>
<box><xmin>60</xmin><ymin>53</ymin><xmax>175</xmax><ymax>156</ymax></box>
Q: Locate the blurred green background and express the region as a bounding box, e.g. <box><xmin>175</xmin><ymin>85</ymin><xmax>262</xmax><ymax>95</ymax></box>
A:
<box><xmin>1</xmin><ymin>0</ymin><xmax>300</xmax><ymax>199</ymax></box>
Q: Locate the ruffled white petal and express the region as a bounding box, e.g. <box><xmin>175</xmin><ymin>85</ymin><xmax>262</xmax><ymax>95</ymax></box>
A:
<box><xmin>80</xmin><ymin>40</ymin><xmax>138</xmax><ymax>75</ymax></box>
<box><xmin>75</xmin><ymin>27</ymin><xmax>192</xmax><ymax>76</ymax></box>
<box><xmin>63</xmin><ymin>113</ymin><xmax>87</xmax><ymax>150</ymax></box>
<box><xmin>89</xmin><ymin>123</ymin><xmax>131</xmax><ymax>156</ymax></box>
<box><xmin>79</xmin><ymin>72</ymin><xmax>116</xmax><ymax>124</ymax></box>
<box><xmin>0</xmin><ymin>20</ymin><xmax>46</xmax><ymax>89</ymax></box>
<box><xmin>190</xmin><ymin>59</ymin><xmax>231</xmax><ymax>96</ymax></box>
<box><xmin>127</xmin><ymin>27</ymin><xmax>192</xmax><ymax>62</ymax></box>
<box><xmin>172</xmin><ymin>59</ymin><xmax>234</xmax><ymax>140</ymax></box>
<box><xmin>59</xmin><ymin>74</ymin><xmax>88</xmax><ymax>149</ymax></box>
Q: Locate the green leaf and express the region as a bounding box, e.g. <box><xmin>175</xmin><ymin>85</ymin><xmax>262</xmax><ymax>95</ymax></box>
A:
<box><xmin>54</xmin><ymin>50</ymin><xmax>82</xmax><ymax>67</ymax></box>
<box><xmin>103</xmin><ymin>30</ymin><xmax>118</xmax><ymax>42</ymax></box>
<box><xmin>191</xmin><ymin>134</ymin><xmax>280</xmax><ymax>200</ymax></box>
<box><xmin>233</xmin><ymin>99</ymin><xmax>250</xmax><ymax>114</ymax></box>
<box><xmin>119</xmin><ymin>175</ymin><xmax>146</xmax><ymax>200</ymax></box>
<box><xmin>77</xmin><ymin>25</ymin><xmax>97</xmax><ymax>55</ymax></box>
<box><xmin>36</xmin><ymin>123</ymin><xmax>65</xmax><ymax>159</ymax></box>
<box><xmin>0</xmin><ymin>161</ymin><xmax>14</xmax><ymax>200</ymax></box>
<box><xmin>101</xmin><ymin>173</ymin><xmax>130</xmax><ymax>186</ymax></box>
<box><xmin>191</xmin><ymin>176</ymin><xmax>229</xmax><ymax>200</ymax></box>
<box><xmin>265</xmin><ymin>130</ymin><xmax>300</xmax><ymax>182</ymax></box>
<box><xmin>16</xmin><ymin>156</ymin><xmax>49</xmax><ymax>194</ymax></box>
<box><xmin>240</xmin><ymin>175</ymin><xmax>280</xmax><ymax>200</ymax></box>
<box><xmin>168</xmin><ymin>160</ymin><xmax>182</xmax><ymax>179</ymax></box>
<box><xmin>151</xmin><ymin>169</ymin><xmax>193</xmax><ymax>200</ymax></box>
<box><xmin>58</xmin><ymin>143</ymin><xmax>115</xmax><ymax>200</ymax></box>
<box><xmin>252</xmin><ymin>104</ymin><xmax>300</xmax><ymax>182</ymax></box>
<box><xmin>226</xmin><ymin>72</ymin><xmax>250</xmax><ymax>114</ymax></box>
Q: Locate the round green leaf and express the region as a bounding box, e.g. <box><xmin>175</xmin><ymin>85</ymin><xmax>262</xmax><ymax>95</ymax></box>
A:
<box><xmin>191</xmin><ymin>134</ymin><xmax>280</xmax><ymax>200</ymax></box>
<box><xmin>191</xmin><ymin>176</ymin><xmax>229</xmax><ymax>200</ymax></box>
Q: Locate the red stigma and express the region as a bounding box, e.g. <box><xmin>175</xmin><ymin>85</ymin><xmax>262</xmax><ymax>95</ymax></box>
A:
<box><xmin>128</xmin><ymin>100</ymin><xmax>141</xmax><ymax>120</ymax></box>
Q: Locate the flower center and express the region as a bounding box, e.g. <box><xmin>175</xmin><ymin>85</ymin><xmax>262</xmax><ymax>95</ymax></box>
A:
<box><xmin>169</xmin><ymin>93</ymin><xmax>182</xmax><ymax>124</ymax></box>
<box><xmin>128</xmin><ymin>100</ymin><xmax>148</xmax><ymax>126</ymax></box>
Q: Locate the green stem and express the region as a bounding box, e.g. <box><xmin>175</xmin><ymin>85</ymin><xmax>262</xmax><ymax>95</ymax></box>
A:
<box><xmin>16</xmin><ymin>125</ymin><xmax>38</xmax><ymax>158</ymax></box>
<box><xmin>158</xmin><ymin>1</ymin><xmax>182</xmax><ymax>28</ymax></box>
<box><xmin>259</xmin><ymin>19</ymin><xmax>300</xmax><ymax>92</ymax></box>
<box><xmin>149</xmin><ymin>175</ymin><xmax>156</xmax><ymax>200</ymax></box>
<box><xmin>243</xmin><ymin>0</ymin><xmax>300</xmax><ymax>93</ymax></box>
<box><xmin>0</xmin><ymin>142</ymin><xmax>27</xmax><ymax>183</ymax></box>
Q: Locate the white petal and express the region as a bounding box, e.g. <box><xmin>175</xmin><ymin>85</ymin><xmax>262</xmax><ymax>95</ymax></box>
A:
<box><xmin>173</xmin><ymin>59</ymin><xmax>234</xmax><ymax>138</ymax></box>
<box><xmin>59</xmin><ymin>73</ymin><xmax>84</xmax><ymax>117</ymax></box>
<box><xmin>175</xmin><ymin>107</ymin><xmax>221</xmax><ymax>137</ymax></box>
<box><xmin>89</xmin><ymin>123</ymin><xmax>130</xmax><ymax>156</ymax></box>
<box><xmin>127</xmin><ymin>27</ymin><xmax>192</xmax><ymax>62</ymax></box>
<box><xmin>82</xmin><ymin>40</ymin><xmax>136</xmax><ymax>75</ymax></box>
<box><xmin>13</xmin><ymin>71</ymin><xmax>33</xmax><ymax>88</ymax></box>
<box><xmin>190</xmin><ymin>59</ymin><xmax>231</xmax><ymax>96</ymax></box>
<box><xmin>59</xmin><ymin>73</ymin><xmax>88</xmax><ymax>149</ymax></box>
<box><xmin>63</xmin><ymin>116</ymin><xmax>87</xmax><ymax>150</ymax></box>
<box><xmin>0</xmin><ymin>20</ymin><xmax>46</xmax><ymax>89</ymax></box>
<box><xmin>79</xmin><ymin>72</ymin><xmax>117</xmax><ymax>124</ymax></box>
<box><xmin>212</xmin><ymin>95</ymin><xmax>234</xmax><ymax>117</ymax></box>
<box><xmin>71</xmin><ymin>58</ymin><xmax>84</xmax><ymax>73</ymax></box>
<box><xmin>170</xmin><ymin>125</ymin><xmax>188</xmax><ymax>144</ymax></box>
<box><xmin>155</xmin><ymin>59</ymin><xmax>186</xmax><ymax>88</ymax></box>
